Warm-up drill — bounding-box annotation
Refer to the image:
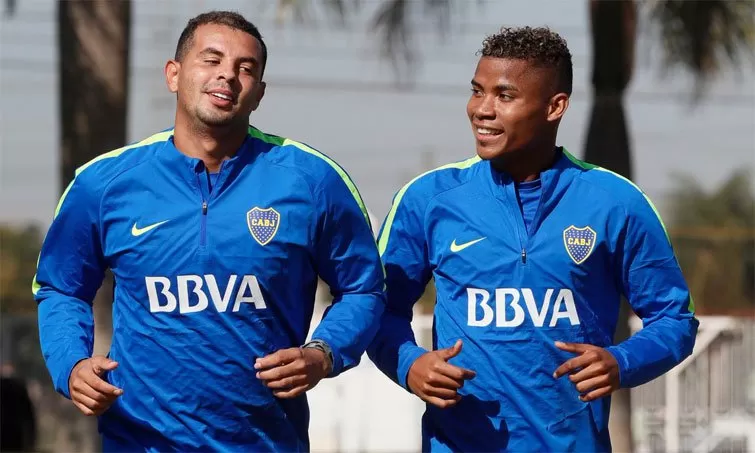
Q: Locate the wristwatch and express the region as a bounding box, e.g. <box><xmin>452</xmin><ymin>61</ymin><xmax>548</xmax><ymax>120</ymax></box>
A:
<box><xmin>301</xmin><ymin>339</ymin><xmax>334</xmax><ymax>374</ymax></box>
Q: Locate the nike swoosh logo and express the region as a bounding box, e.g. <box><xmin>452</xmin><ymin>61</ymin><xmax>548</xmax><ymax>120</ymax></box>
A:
<box><xmin>131</xmin><ymin>220</ymin><xmax>169</xmax><ymax>237</ymax></box>
<box><xmin>450</xmin><ymin>237</ymin><xmax>487</xmax><ymax>253</ymax></box>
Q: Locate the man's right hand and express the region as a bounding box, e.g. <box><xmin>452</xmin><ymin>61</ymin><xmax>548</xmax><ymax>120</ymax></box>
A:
<box><xmin>407</xmin><ymin>339</ymin><xmax>476</xmax><ymax>409</ymax></box>
<box><xmin>68</xmin><ymin>355</ymin><xmax>123</xmax><ymax>416</ymax></box>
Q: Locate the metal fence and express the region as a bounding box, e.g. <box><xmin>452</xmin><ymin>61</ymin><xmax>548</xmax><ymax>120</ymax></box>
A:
<box><xmin>630</xmin><ymin>316</ymin><xmax>755</xmax><ymax>453</ymax></box>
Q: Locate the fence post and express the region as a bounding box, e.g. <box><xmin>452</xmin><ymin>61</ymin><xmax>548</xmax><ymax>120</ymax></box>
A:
<box><xmin>665</xmin><ymin>368</ymin><xmax>680</xmax><ymax>453</ymax></box>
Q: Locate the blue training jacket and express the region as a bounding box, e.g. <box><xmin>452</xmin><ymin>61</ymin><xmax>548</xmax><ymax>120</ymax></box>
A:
<box><xmin>367</xmin><ymin>148</ymin><xmax>697</xmax><ymax>452</ymax></box>
<box><xmin>34</xmin><ymin>126</ymin><xmax>385</xmax><ymax>452</ymax></box>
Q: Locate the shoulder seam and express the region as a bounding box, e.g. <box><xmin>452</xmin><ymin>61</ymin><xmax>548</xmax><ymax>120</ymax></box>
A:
<box><xmin>53</xmin><ymin>130</ymin><xmax>173</xmax><ymax>218</ymax></box>
<box><xmin>75</xmin><ymin>130</ymin><xmax>173</xmax><ymax>178</ymax></box>
<box><xmin>565</xmin><ymin>148</ymin><xmax>670</xmax><ymax>239</ymax></box>
<box><xmin>377</xmin><ymin>155</ymin><xmax>481</xmax><ymax>256</ymax></box>
<box><xmin>74</xmin><ymin>131</ymin><xmax>172</xmax><ymax>256</ymax></box>
<box><xmin>266</xmin><ymin>161</ymin><xmax>318</xmax><ymax>193</ymax></box>
<box><xmin>266</xmin><ymin>160</ymin><xmax>318</xmax><ymax>247</ymax></box>
<box><xmin>399</xmin><ymin>155</ymin><xmax>482</xmax><ymax>195</ymax></box>
<box><xmin>564</xmin><ymin>148</ymin><xmax>643</xmax><ymax>195</ymax></box>
<box><xmin>247</xmin><ymin>126</ymin><xmax>372</xmax><ymax>229</ymax></box>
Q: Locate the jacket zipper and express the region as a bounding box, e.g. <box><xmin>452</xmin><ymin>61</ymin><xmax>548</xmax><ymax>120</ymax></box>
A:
<box><xmin>198</xmin><ymin>163</ymin><xmax>225</xmax><ymax>249</ymax></box>
<box><xmin>201</xmin><ymin>200</ymin><xmax>208</xmax><ymax>247</ymax></box>
<box><xmin>505</xmin><ymin>178</ymin><xmax>544</xmax><ymax>265</ymax></box>
<box><xmin>196</xmin><ymin>170</ymin><xmax>210</xmax><ymax>249</ymax></box>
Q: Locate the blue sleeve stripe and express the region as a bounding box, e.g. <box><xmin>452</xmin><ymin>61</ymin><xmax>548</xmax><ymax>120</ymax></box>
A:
<box><xmin>31</xmin><ymin>130</ymin><xmax>173</xmax><ymax>296</ymax></box>
<box><xmin>377</xmin><ymin>156</ymin><xmax>480</xmax><ymax>256</ymax></box>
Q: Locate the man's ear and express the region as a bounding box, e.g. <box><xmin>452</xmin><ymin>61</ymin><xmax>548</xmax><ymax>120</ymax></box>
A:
<box><xmin>547</xmin><ymin>92</ymin><xmax>570</xmax><ymax>122</ymax></box>
<box><xmin>165</xmin><ymin>60</ymin><xmax>180</xmax><ymax>93</ymax></box>
<box><xmin>251</xmin><ymin>81</ymin><xmax>266</xmax><ymax>112</ymax></box>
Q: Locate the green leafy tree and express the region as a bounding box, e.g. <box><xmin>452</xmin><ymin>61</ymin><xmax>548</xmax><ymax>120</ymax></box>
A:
<box><xmin>0</xmin><ymin>225</ymin><xmax>43</xmax><ymax>314</ymax></box>
<box><xmin>669</xmin><ymin>171</ymin><xmax>755</xmax><ymax>315</ymax></box>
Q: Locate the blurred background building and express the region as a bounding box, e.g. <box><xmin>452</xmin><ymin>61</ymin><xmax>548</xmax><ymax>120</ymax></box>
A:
<box><xmin>1</xmin><ymin>0</ymin><xmax>753</xmax><ymax>452</ymax></box>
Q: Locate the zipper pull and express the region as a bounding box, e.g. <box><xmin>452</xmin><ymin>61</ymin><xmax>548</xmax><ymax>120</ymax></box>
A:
<box><xmin>521</xmin><ymin>248</ymin><xmax>527</xmax><ymax>264</ymax></box>
<box><xmin>202</xmin><ymin>201</ymin><xmax>208</xmax><ymax>215</ymax></box>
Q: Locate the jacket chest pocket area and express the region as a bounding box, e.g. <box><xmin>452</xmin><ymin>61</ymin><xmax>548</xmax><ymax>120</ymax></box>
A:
<box><xmin>527</xmin><ymin>225</ymin><xmax>612</xmax><ymax>290</ymax></box>
<box><xmin>207</xmin><ymin>200</ymin><xmax>310</xmax><ymax>252</ymax></box>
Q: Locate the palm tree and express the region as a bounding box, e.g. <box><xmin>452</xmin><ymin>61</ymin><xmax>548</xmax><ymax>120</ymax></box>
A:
<box><xmin>5</xmin><ymin>0</ymin><xmax>131</xmax><ymax>193</ymax></box>
<box><xmin>5</xmin><ymin>0</ymin><xmax>130</xmax><ymax>355</ymax></box>
<box><xmin>57</xmin><ymin>0</ymin><xmax>131</xmax><ymax>356</ymax></box>
<box><xmin>584</xmin><ymin>0</ymin><xmax>754</xmax><ymax>183</ymax></box>
<box><xmin>278</xmin><ymin>0</ymin><xmax>753</xmax><ymax>450</ymax></box>
<box><xmin>4</xmin><ymin>2</ymin><xmax>130</xmax><ymax>450</ymax></box>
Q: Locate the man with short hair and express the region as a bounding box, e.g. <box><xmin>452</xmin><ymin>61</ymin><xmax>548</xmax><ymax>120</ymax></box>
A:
<box><xmin>35</xmin><ymin>10</ymin><xmax>385</xmax><ymax>451</ymax></box>
<box><xmin>368</xmin><ymin>26</ymin><xmax>697</xmax><ymax>451</ymax></box>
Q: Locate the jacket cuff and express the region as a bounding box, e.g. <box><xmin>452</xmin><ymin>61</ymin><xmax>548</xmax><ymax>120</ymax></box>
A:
<box><xmin>56</xmin><ymin>356</ymin><xmax>89</xmax><ymax>399</ymax></box>
<box><xmin>605</xmin><ymin>345</ymin><xmax>631</xmax><ymax>388</ymax></box>
<box><xmin>397</xmin><ymin>344</ymin><xmax>428</xmax><ymax>391</ymax></box>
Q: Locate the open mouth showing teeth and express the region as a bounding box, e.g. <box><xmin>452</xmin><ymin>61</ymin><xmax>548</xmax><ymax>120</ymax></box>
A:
<box><xmin>210</xmin><ymin>93</ymin><xmax>233</xmax><ymax>101</ymax></box>
<box><xmin>477</xmin><ymin>127</ymin><xmax>503</xmax><ymax>135</ymax></box>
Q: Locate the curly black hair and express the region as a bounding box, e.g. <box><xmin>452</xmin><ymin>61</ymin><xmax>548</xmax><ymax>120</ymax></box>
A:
<box><xmin>478</xmin><ymin>26</ymin><xmax>573</xmax><ymax>96</ymax></box>
<box><xmin>175</xmin><ymin>11</ymin><xmax>267</xmax><ymax>78</ymax></box>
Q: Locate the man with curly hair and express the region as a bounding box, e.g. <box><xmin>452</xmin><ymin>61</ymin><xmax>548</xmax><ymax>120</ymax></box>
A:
<box><xmin>368</xmin><ymin>26</ymin><xmax>697</xmax><ymax>451</ymax></box>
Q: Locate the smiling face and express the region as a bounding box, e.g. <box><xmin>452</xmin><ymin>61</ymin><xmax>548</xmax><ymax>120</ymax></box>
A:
<box><xmin>466</xmin><ymin>56</ymin><xmax>569</xmax><ymax>162</ymax></box>
<box><xmin>165</xmin><ymin>23</ymin><xmax>266</xmax><ymax>130</ymax></box>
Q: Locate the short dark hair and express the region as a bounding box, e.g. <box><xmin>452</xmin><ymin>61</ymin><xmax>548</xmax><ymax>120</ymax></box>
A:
<box><xmin>175</xmin><ymin>11</ymin><xmax>268</xmax><ymax>78</ymax></box>
<box><xmin>478</xmin><ymin>26</ymin><xmax>572</xmax><ymax>96</ymax></box>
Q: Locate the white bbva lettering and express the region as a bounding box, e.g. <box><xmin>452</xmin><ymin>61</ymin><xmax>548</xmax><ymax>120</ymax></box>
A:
<box><xmin>145</xmin><ymin>275</ymin><xmax>267</xmax><ymax>314</ymax></box>
<box><xmin>467</xmin><ymin>288</ymin><xmax>493</xmax><ymax>326</ymax></box>
<box><xmin>177</xmin><ymin>275</ymin><xmax>208</xmax><ymax>313</ymax></box>
<box><xmin>146</xmin><ymin>276</ymin><xmax>176</xmax><ymax>313</ymax></box>
<box><xmin>467</xmin><ymin>288</ymin><xmax>580</xmax><ymax>328</ymax></box>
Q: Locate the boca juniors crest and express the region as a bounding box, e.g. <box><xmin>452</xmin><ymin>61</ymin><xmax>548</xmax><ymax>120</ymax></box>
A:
<box><xmin>563</xmin><ymin>225</ymin><xmax>596</xmax><ymax>264</ymax></box>
<box><xmin>247</xmin><ymin>207</ymin><xmax>280</xmax><ymax>246</ymax></box>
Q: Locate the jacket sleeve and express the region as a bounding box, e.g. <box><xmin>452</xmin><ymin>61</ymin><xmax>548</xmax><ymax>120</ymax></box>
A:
<box><xmin>310</xmin><ymin>167</ymin><xmax>386</xmax><ymax>377</ymax></box>
<box><xmin>366</xmin><ymin>183</ymin><xmax>433</xmax><ymax>390</ymax></box>
<box><xmin>34</xmin><ymin>171</ymin><xmax>106</xmax><ymax>398</ymax></box>
<box><xmin>606</xmin><ymin>193</ymin><xmax>698</xmax><ymax>388</ymax></box>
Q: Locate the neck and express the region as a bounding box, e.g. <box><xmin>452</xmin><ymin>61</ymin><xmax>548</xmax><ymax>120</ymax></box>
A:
<box><xmin>173</xmin><ymin>114</ymin><xmax>249</xmax><ymax>172</ymax></box>
<box><xmin>492</xmin><ymin>142</ymin><xmax>559</xmax><ymax>183</ymax></box>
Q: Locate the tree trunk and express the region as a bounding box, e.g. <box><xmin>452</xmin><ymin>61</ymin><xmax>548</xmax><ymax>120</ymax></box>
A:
<box><xmin>58</xmin><ymin>0</ymin><xmax>130</xmax><ymax>355</ymax></box>
<box><xmin>584</xmin><ymin>1</ymin><xmax>637</xmax><ymax>452</ymax></box>
<box><xmin>584</xmin><ymin>0</ymin><xmax>636</xmax><ymax>178</ymax></box>
<box><xmin>56</xmin><ymin>2</ymin><xmax>130</xmax><ymax>449</ymax></box>
<box><xmin>59</xmin><ymin>0</ymin><xmax>131</xmax><ymax>190</ymax></box>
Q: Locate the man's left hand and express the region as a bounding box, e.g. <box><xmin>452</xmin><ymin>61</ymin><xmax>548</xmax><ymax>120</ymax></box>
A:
<box><xmin>552</xmin><ymin>341</ymin><xmax>620</xmax><ymax>402</ymax></box>
<box><xmin>255</xmin><ymin>347</ymin><xmax>330</xmax><ymax>399</ymax></box>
